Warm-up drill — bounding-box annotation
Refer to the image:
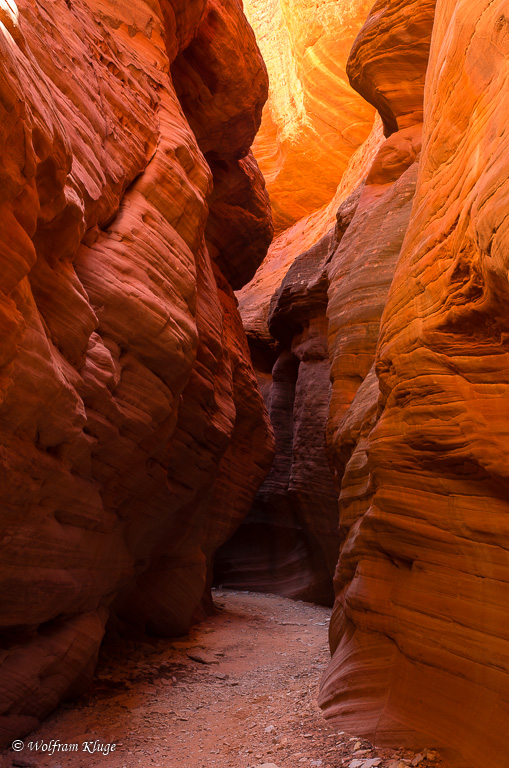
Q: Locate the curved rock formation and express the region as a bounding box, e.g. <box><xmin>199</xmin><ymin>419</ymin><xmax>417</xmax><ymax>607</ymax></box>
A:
<box><xmin>215</xmin><ymin>293</ymin><xmax>338</xmax><ymax>604</ymax></box>
<box><xmin>3</xmin><ymin>0</ymin><xmax>509</xmax><ymax>764</ymax></box>
<box><xmin>0</xmin><ymin>0</ymin><xmax>273</xmax><ymax>746</ymax></box>
<box><xmin>232</xmin><ymin>0</ymin><xmax>509</xmax><ymax>764</ymax></box>
<box><xmin>243</xmin><ymin>0</ymin><xmax>376</xmax><ymax>232</ymax></box>
<box><xmin>347</xmin><ymin>0</ymin><xmax>435</xmax><ymax>136</ymax></box>
<box><xmin>318</xmin><ymin>2</ymin><xmax>509</xmax><ymax>768</ymax></box>
<box><xmin>237</xmin><ymin>116</ymin><xmax>385</xmax><ymax>349</ymax></box>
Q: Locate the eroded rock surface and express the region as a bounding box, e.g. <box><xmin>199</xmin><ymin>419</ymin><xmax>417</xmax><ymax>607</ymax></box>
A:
<box><xmin>234</xmin><ymin>0</ymin><xmax>508</xmax><ymax>765</ymax></box>
<box><xmin>0</xmin><ymin>0</ymin><xmax>273</xmax><ymax>746</ymax></box>
<box><xmin>243</xmin><ymin>0</ymin><xmax>376</xmax><ymax>232</ymax></box>
<box><xmin>347</xmin><ymin>0</ymin><xmax>435</xmax><ymax>136</ymax></box>
<box><xmin>2</xmin><ymin>0</ymin><xmax>509</xmax><ymax>764</ymax></box>
<box><xmin>320</xmin><ymin>3</ymin><xmax>509</xmax><ymax>768</ymax></box>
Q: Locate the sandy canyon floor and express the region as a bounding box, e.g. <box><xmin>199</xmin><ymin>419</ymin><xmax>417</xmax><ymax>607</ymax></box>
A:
<box><xmin>1</xmin><ymin>591</ymin><xmax>447</xmax><ymax>768</ymax></box>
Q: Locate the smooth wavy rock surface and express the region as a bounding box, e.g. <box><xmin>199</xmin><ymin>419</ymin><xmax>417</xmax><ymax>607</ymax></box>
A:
<box><xmin>347</xmin><ymin>0</ymin><xmax>436</xmax><ymax>136</ymax></box>
<box><xmin>319</xmin><ymin>2</ymin><xmax>509</xmax><ymax>767</ymax></box>
<box><xmin>243</xmin><ymin>0</ymin><xmax>376</xmax><ymax>232</ymax></box>
<box><xmin>238</xmin><ymin>115</ymin><xmax>385</xmax><ymax>350</ymax></box>
<box><xmin>0</xmin><ymin>0</ymin><xmax>273</xmax><ymax>746</ymax></box>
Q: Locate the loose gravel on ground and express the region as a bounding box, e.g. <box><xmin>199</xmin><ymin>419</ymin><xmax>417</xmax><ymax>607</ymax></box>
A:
<box><xmin>1</xmin><ymin>590</ymin><xmax>448</xmax><ymax>768</ymax></box>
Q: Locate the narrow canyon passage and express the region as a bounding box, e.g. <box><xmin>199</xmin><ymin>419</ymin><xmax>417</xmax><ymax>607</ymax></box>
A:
<box><xmin>1</xmin><ymin>1</ymin><xmax>509</xmax><ymax>767</ymax></box>
<box><xmin>0</xmin><ymin>592</ymin><xmax>443</xmax><ymax>768</ymax></box>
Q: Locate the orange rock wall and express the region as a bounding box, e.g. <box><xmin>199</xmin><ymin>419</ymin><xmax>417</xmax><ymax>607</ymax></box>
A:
<box><xmin>237</xmin><ymin>116</ymin><xmax>385</xmax><ymax>348</ymax></box>
<box><xmin>0</xmin><ymin>0</ymin><xmax>273</xmax><ymax>746</ymax></box>
<box><xmin>234</xmin><ymin>0</ymin><xmax>509</xmax><ymax>764</ymax></box>
<box><xmin>243</xmin><ymin>0</ymin><xmax>376</xmax><ymax>232</ymax></box>
<box><xmin>319</xmin><ymin>2</ymin><xmax>509</xmax><ymax>767</ymax></box>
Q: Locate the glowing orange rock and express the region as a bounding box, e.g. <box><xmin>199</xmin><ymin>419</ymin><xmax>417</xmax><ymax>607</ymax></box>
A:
<box><xmin>320</xmin><ymin>2</ymin><xmax>509</xmax><ymax>767</ymax></box>
<box><xmin>244</xmin><ymin>0</ymin><xmax>376</xmax><ymax>232</ymax></box>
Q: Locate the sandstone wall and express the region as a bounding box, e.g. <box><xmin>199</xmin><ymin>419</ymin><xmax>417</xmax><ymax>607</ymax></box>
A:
<box><xmin>243</xmin><ymin>0</ymin><xmax>376</xmax><ymax>232</ymax></box>
<box><xmin>232</xmin><ymin>0</ymin><xmax>509</xmax><ymax>764</ymax></box>
<box><xmin>0</xmin><ymin>0</ymin><xmax>273</xmax><ymax>745</ymax></box>
<box><xmin>216</xmin><ymin>234</ymin><xmax>339</xmax><ymax>604</ymax></box>
<box><xmin>318</xmin><ymin>2</ymin><xmax>509</xmax><ymax>767</ymax></box>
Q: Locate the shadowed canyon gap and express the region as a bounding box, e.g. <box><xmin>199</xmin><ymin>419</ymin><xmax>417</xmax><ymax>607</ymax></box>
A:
<box><xmin>0</xmin><ymin>2</ymin><xmax>508</xmax><ymax>768</ymax></box>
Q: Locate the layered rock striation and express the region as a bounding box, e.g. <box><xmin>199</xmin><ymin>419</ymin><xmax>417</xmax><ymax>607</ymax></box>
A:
<box><xmin>243</xmin><ymin>0</ymin><xmax>376</xmax><ymax>232</ymax></box>
<box><xmin>320</xmin><ymin>2</ymin><xmax>509</xmax><ymax>767</ymax></box>
<box><xmin>231</xmin><ymin>0</ymin><xmax>509</xmax><ymax>765</ymax></box>
<box><xmin>3</xmin><ymin>0</ymin><xmax>509</xmax><ymax>763</ymax></box>
<box><xmin>0</xmin><ymin>0</ymin><xmax>273</xmax><ymax>746</ymax></box>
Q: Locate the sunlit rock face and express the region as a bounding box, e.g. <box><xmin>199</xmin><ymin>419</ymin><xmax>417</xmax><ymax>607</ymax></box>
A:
<box><xmin>0</xmin><ymin>0</ymin><xmax>273</xmax><ymax>745</ymax></box>
<box><xmin>243</xmin><ymin>0</ymin><xmax>376</xmax><ymax>233</ymax></box>
<box><xmin>347</xmin><ymin>0</ymin><xmax>436</xmax><ymax>136</ymax></box>
<box><xmin>319</xmin><ymin>1</ymin><xmax>509</xmax><ymax>767</ymax></box>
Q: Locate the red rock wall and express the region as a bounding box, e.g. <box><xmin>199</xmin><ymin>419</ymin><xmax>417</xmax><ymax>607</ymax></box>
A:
<box><xmin>318</xmin><ymin>1</ymin><xmax>509</xmax><ymax>767</ymax></box>
<box><xmin>224</xmin><ymin>94</ymin><xmax>421</xmax><ymax>604</ymax></box>
<box><xmin>229</xmin><ymin>0</ymin><xmax>509</xmax><ymax>764</ymax></box>
<box><xmin>0</xmin><ymin>0</ymin><xmax>273</xmax><ymax>746</ymax></box>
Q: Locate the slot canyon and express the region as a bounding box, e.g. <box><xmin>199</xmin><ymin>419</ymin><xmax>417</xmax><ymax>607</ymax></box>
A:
<box><xmin>0</xmin><ymin>0</ymin><xmax>508</xmax><ymax>767</ymax></box>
